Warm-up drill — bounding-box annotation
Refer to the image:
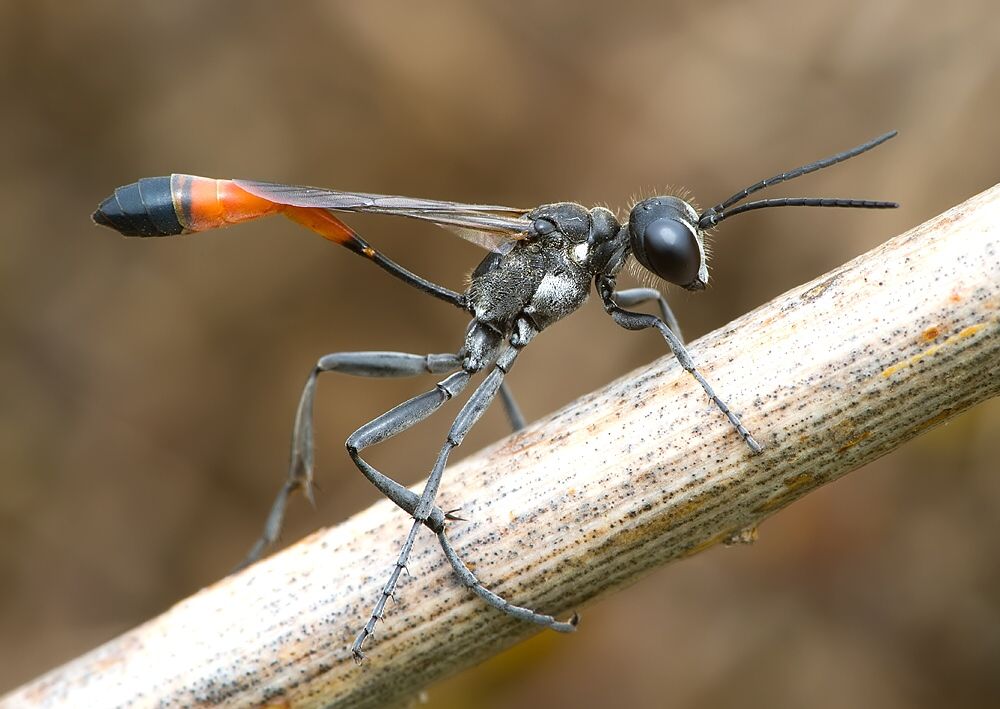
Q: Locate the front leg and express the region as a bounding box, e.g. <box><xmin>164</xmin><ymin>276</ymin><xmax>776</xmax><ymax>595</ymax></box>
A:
<box><xmin>612</xmin><ymin>287</ymin><xmax>684</xmax><ymax>344</ymax></box>
<box><xmin>599</xmin><ymin>278</ymin><xmax>763</xmax><ymax>454</ymax></box>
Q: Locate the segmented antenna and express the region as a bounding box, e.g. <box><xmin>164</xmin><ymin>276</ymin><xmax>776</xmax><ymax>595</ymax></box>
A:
<box><xmin>698</xmin><ymin>131</ymin><xmax>898</xmax><ymax>229</ymax></box>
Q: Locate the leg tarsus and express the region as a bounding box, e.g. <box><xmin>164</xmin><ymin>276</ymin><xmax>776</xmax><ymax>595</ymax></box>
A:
<box><xmin>235</xmin><ymin>478</ymin><xmax>301</xmax><ymax>572</ymax></box>
<box><xmin>601</xmin><ymin>284</ymin><xmax>763</xmax><ymax>455</ymax></box>
<box><xmin>437</xmin><ymin>528</ymin><xmax>578</xmax><ymax>633</ymax></box>
<box><xmin>352</xmin><ymin>517</ymin><xmax>423</xmax><ymax>663</ymax></box>
<box><xmin>650</xmin><ymin>319</ymin><xmax>763</xmax><ymax>454</ymax></box>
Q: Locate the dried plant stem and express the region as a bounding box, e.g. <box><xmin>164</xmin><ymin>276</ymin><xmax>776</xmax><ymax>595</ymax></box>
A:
<box><xmin>5</xmin><ymin>185</ymin><xmax>999</xmax><ymax>709</ymax></box>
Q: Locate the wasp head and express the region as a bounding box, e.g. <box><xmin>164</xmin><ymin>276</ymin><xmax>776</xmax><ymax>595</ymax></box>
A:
<box><xmin>627</xmin><ymin>196</ymin><xmax>708</xmax><ymax>290</ymax></box>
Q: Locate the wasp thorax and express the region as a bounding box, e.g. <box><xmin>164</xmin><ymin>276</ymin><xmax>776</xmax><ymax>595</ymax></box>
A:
<box><xmin>628</xmin><ymin>196</ymin><xmax>705</xmax><ymax>289</ymax></box>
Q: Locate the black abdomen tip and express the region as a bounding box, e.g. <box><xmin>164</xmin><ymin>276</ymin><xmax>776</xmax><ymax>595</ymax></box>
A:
<box><xmin>92</xmin><ymin>176</ymin><xmax>183</xmax><ymax>237</ymax></box>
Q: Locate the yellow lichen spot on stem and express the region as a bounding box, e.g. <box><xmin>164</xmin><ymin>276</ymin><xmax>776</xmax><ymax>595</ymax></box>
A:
<box><xmin>882</xmin><ymin>322</ymin><xmax>986</xmax><ymax>378</ymax></box>
<box><xmin>837</xmin><ymin>430</ymin><xmax>871</xmax><ymax>453</ymax></box>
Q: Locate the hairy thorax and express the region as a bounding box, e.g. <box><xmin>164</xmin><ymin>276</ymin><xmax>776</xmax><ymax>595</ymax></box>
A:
<box><xmin>460</xmin><ymin>236</ymin><xmax>593</xmax><ymax>372</ymax></box>
<box><xmin>468</xmin><ymin>238</ymin><xmax>592</xmax><ymax>333</ymax></box>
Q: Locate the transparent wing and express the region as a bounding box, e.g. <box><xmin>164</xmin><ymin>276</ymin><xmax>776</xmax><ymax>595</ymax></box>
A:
<box><xmin>233</xmin><ymin>179</ymin><xmax>533</xmax><ymax>252</ymax></box>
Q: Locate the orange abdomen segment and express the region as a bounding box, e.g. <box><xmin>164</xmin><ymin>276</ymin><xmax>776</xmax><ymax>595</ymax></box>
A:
<box><xmin>173</xmin><ymin>175</ymin><xmax>366</xmax><ymax>252</ymax></box>
<box><xmin>172</xmin><ymin>175</ymin><xmax>283</xmax><ymax>232</ymax></box>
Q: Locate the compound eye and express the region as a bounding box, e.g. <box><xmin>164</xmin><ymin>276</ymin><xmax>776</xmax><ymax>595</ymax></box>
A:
<box><xmin>632</xmin><ymin>217</ymin><xmax>701</xmax><ymax>286</ymax></box>
<box><xmin>532</xmin><ymin>218</ymin><xmax>556</xmax><ymax>236</ymax></box>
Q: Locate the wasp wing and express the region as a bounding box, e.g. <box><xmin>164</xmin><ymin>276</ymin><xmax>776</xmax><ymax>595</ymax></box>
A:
<box><xmin>233</xmin><ymin>180</ymin><xmax>532</xmax><ymax>252</ymax></box>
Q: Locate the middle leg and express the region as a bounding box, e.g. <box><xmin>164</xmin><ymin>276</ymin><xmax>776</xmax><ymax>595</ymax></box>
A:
<box><xmin>352</xmin><ymin>337</ymin><xmax>576</xmax><ymax>661</ymax></box>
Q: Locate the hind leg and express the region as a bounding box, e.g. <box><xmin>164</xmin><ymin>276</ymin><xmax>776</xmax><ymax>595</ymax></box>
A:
<box><xmin>238</xmin><ymin>351</ymin><xmax>464</xmax><ymax>568</ymax></box>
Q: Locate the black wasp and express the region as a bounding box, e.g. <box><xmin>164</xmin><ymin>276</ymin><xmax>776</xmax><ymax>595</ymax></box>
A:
<box><xmin>93</xmin><ymin>131</ymin><xmax>898</xmax><ymax>660</ymax></box>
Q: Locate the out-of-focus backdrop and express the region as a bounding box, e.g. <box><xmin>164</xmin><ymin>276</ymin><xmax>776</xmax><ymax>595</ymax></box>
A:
<box><xmin>2</xmin><ymin>1</ymin><xmax>998</xmax><ymax>706</ymax></box>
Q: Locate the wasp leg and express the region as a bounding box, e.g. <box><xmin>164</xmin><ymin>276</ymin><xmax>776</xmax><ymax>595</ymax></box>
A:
<box><xmin>238</xmin><ymin>350</ymin><xmax>527</xmax><ymax>571</ymax></box>
<box><xmin>600</xmin><ymin>282</ymin><xmax>763</xmax><ymax>454</ymax></box>
<box><xmin>345</xmin><ymin>366</ymin><xmax>472</xmax><ymax>518</ymax></box>
<box><xmin>352</xmin><ymin>338</ymin><xmax>569</xmax><ymax>661</ymax></box>
<box><xmin>612</xmin><ymin>287</ymin><xmax>685</xmax><ymax>344</ymax></box>
<box><xmin>349</xmin><ymin>354</ymin><xmax>501</xmax><ymax>661</ymax></box>
<box><xmin>237</xmin><ymin>352</ymin><xmax>465</xmax><ymax>570</ymax></box>
<box><xmin>436</xmin><ymin>528</ymin><xmax>578</xmax><ymax>632</ymax></box>
<box><xmin>438</xmin><ymin>378</ymin><xmax>523</xmax><ymax>542</ymax></box>
<box><xmin>498</xmin><ymin>381</ymin><xmax>525</xmax><ymax>431</ymax></box>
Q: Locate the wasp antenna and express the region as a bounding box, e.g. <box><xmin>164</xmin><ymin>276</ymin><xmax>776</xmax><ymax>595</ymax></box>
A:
<box><xmin>704</xmin><ymin>197</ymin><xmax>899</xmax><ymax>226</ymax></box>
<box><xmin>698</xmin><ymin>131</ymin><xmax>898</xmax><ymax>229</ymax></box>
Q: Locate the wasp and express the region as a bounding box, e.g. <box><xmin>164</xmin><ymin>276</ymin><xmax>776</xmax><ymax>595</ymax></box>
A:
<box><xmin>94</xmin><ymin>131</ymin><xmax>897</xmax><ymax>660</ymax></box>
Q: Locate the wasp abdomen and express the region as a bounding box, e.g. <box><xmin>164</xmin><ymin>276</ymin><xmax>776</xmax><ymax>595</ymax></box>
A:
<box><xmin>93</xmin><ymin>175</ymin><xmax>285</xmax><ymax>238</ymax></box>
<box><xmin>93</xmin><ymin>176</ymin><xmax>181</xmax><ymax>237</ymax></box>
<box><xmin>94</xmin><ymin>175</ymin><xmax>371</xmax><ymax>255</ymax></box>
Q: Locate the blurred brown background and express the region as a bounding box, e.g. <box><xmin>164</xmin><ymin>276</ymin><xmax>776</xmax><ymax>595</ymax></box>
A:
<box><xmin>2</xmin><ymin>1</ymin><xmax>999</xmax><ymax>706</ymax></box>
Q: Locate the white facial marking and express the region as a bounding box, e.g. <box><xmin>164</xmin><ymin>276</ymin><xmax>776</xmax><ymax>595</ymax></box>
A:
<box><xmin>572</xmin><ymin>243</ymin><xmax>589</xmax><ymax>263</ymax></box>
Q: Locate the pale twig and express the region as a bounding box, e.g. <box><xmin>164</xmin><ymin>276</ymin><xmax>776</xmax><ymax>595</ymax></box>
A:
<box><xmin>4</xmin><ymin>185</ymin><xmax>999</xmax><ymax>709</ymax></box>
